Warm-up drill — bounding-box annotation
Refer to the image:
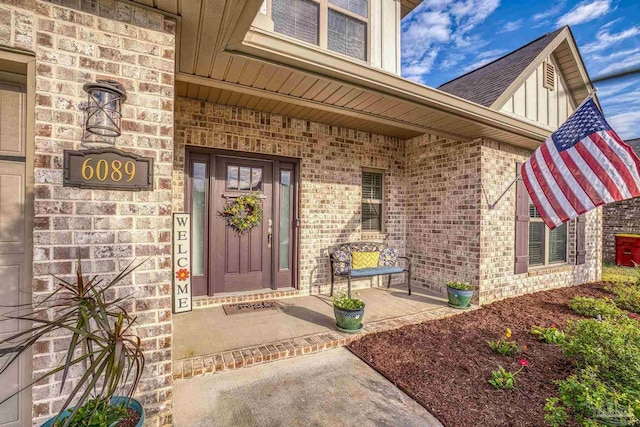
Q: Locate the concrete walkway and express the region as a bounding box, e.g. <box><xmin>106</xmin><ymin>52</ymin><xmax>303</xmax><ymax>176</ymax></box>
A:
<box><xmin>173</xmin><ymin>348</ymin><xmax>443</xmax><ymax>427</ymax></box>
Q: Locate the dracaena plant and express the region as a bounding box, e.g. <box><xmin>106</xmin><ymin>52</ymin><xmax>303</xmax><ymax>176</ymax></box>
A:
<box><xmin>0</xmin><ymin>259</ymin><xmax>145</xmax><ymax>426</ymax></box>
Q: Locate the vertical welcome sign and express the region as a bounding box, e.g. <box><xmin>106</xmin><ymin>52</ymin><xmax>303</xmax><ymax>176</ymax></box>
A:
<box><xmin>172</xmin><ymin>213</ymin><xmax>192</xmax><ymax>313</ymax></box>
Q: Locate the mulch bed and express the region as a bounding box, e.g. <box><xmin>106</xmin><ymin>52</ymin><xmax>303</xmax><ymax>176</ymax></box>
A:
<box><xmin>348</xmin><ymin>283</ymin><xmax>611</xmax><ymax>427</ymax></box>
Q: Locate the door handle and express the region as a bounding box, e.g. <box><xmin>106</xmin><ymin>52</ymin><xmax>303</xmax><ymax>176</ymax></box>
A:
<box><xmin>267</xmin><ymin>219</ymin><xmax>273</xmax><ymax>249</ymax></box>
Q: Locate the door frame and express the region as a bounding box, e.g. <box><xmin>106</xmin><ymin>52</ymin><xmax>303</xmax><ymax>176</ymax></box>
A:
<box><xmin>0</xmin><ymin>48</ymin><xmax>35</xmax><ymax>427</ymax></box>
<box><xmin>184</xmin><ymin>147</ymin><xmax>300</xmax><ymax>295</ymax></box>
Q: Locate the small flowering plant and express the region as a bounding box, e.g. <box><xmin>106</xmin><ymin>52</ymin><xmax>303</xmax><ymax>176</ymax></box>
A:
<box><xmin>531</xmin><ymin>325</ymin><xmax>565</xmax><ymax>344</ymax></box>
<box><xmin>488</xmin><ymin>328</ymin><xmax>521</xmax><ymax>356</ymax></box>
<box><xmin>489</xmin><ymin>359</ymin><xmax>529</xmax><ymax>390</ymax></box>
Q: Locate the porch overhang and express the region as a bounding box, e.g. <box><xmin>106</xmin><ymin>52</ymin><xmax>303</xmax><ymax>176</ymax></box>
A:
<box><xmin>132</xmin><ymin>0</ymin><xmax>552</xmax><ymax>148</ymax></box>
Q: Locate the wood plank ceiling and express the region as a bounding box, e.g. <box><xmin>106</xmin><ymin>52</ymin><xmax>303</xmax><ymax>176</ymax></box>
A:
<box><xmin>131</xmin><ymin>0</ymin><xmax>549</xmax><ymax>147</ymax></box>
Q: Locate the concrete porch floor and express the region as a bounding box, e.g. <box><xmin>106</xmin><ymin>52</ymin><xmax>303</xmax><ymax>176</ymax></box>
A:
<box><xmin>174</xmin><ymin>285</ymin><xmax>448</xmax><ymax>360</ymax></box>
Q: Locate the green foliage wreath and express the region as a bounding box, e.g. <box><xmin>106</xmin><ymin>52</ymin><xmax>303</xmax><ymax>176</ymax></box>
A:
<box><xmin>220</xmin><ymin>193</ymin><xmax>264</xmax><ymax>234</ymax></box>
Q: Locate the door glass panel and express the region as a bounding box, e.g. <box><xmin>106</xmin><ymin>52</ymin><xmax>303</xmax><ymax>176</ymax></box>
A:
<box><xmin>192</xmin><ymin>162</ymin><xmax>206</xmax><ymax>276</ymax></box>
<box><xmin>251</xmin><ymin>168</ymin><xmax>263</xmax><ymax>191</ymax></box>
<box><xmin>226</xmin><ymin>166</ymin><xmax>238</xmax><ymax>190</ymax></box>
<box><xmin>279</xmin><ymin>170</ymin><xmax>291</xmax><ymax>270</ymax></box>
<box><xmin>239</xmin><ymin>167</ymin><xmax>251</xmax><ymax>191</ymax></box>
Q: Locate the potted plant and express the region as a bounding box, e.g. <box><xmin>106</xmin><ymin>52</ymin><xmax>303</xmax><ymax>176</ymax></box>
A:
<box><xmin>446</xmin><ymin>281</ymin><xmax>474</xmax><ymax>309</ymax></box>
<box><xmin>332</xmin><ymin>292</ymin><xmax>365</xmax><ymax>333</ymax></box>
<box><xmin>0</xmin><ymin>260</ymin><xmax>146</xmax><ymax>427</ymax></box>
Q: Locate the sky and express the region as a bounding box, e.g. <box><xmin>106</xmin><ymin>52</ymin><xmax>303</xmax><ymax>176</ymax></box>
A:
<box><xmin>401</xmin><ymin>0</ymin><xmax>640</xmax><ymax>140</ymax></box>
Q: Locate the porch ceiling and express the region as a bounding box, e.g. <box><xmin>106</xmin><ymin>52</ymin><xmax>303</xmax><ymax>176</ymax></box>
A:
<box><xmin>131</xmin><ymin>0</ymin><xmax>550</xmax><ymax>148</ymax></box>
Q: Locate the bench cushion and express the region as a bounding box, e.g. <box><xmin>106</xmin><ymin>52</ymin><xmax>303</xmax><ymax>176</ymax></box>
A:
<box><xmin>341</xmin><ymin>266</ymin><xmax>404</xmax><ymax>277</ymax></box>
<box><xmin>352</xmin><ymin>251</ymin><xmax>380</xmax><ymax>269</ymax></box>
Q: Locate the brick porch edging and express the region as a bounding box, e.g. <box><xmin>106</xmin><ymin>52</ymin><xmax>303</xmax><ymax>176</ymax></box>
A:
<box><xmin>173</xmin><ymin>305</ymin><xmax>476</xmax><ymax>380</ymax></box>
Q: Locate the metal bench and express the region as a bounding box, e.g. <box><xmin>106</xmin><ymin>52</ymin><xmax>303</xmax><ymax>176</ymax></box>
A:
<box><xmin>328</xmin><ymin>242</ymin><xmax>411</xmax><ymax>298</ymax></box>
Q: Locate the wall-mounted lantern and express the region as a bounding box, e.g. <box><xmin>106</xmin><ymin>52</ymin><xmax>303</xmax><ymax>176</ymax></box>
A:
<box><xmin>79</xmin><ymin>79</ymin><xmax>127</xmax><ymax>147</ymax></box>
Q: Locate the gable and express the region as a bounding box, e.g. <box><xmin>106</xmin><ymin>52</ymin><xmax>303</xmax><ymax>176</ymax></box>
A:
<box><xmin>437</xmin><ymin>28</ymin><xmax>563</xmax><ymax>107</ymax></box>
<box><xmin>499</xmin><ymin>54</ymin><xmax>575</xmax><ymax>129</ymax></box>
<box><xmin>437</xmin><ymin>26</ymin><xmax>593</xmax><ymax>125</ymax></box>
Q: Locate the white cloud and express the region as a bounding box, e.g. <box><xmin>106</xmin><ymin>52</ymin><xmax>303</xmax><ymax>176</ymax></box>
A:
<box><xmin>439</xmin><ymin>53</ymin><xmax>466</xmax><ymax>69</ymax></box>
<box><xmin>403</xmin><ymin>50</ymin><xmax>441</xmax><ymax>82</ymax></box>
<box><xmin>595</xmin><ymin>80</ymin><xmax>638</xmax><ymax>98</ymax></box>
<box><xmin>533</xmin><ymin>1</ymin><xmax>566</xmax><ymax>21</ymax></box>
<box><xmin>607</xmin><ymin>111</ymin><xmax>640</xmax><ymax>140</ymax></box>
<box><xmin>582</xmin><ymin>26</ymin><xmax>640</xmax><ymax>53</ymax></box>
<box><xmin>401</xmin><ymin>0</ymin><xmax>500</xmax><ymax>82</ymax></box>
<box><xmin>591</xmin><ymin>47</ymin><xmax>640</xmax><ymax>63</ymax></box>
<box><xmin>556</xmin><ymin>0</ymin><xmax>612</xmax><ymax>26</ymax></box>
<box><xmin>596</xmin><ymin>50</ymin><xmax>640</xmax><ymax>76</ymax></box>
<box><xmin>498</xmin><ymin>19</ymin><xmax>522</xmax><ymax>33</ymax></box>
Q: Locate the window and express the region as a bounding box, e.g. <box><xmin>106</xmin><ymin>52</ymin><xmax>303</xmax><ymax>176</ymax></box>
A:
<box><xmin>362</xmin><ymin>170</ymin><xmax>383</xmax><ymax>232</ymax></box>
<box><xmin>528</xmin><ymin>204</ymin><xmax>567</xmax><ymax>266</ymax></box>
<box><xmin>226</xmin><ymin>166</ymin><xmax>263</xmax><ymax>191</ymax></box>
<box><xmin>271</xmin><ymin>0</ymin><xmax>368</xmax><ymax>61</ymax></box>
<box><xmin>272</xmin><ymin>0</ymin><xmax>320</xmax><ymax>45</ymax></box>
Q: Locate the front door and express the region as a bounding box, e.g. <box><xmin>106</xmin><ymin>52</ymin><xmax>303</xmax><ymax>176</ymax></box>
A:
<box><xmin>213</xmin><ymin>157</ymin><xmax>273</xmax><ymax>293</ymax></box>
<box><xmin>0</xmin><ymin>80</ymin><xmax>30</xmax><ymax>427</ymax></box>
<box><xmin>186</xmin><ymin>150</ymin><xmax>297</xmax><ymax>296</ymax></box>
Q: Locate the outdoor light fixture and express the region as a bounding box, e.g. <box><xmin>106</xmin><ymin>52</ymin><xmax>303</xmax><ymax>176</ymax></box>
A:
<box><xmin>79</xmin><ymin>79</ymin><xmax>127</xmax><ymax>147</ymax></box>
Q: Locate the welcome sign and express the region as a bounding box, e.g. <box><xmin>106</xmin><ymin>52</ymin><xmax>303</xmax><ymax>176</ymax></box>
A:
<box><xmin>172</xmin><ymin>213</ymin><xmax>192</xmax><ymax>313</ymax></box>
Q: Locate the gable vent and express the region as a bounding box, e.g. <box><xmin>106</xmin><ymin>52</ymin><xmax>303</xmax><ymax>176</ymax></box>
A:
<box><xmin>543</xmin><ymin>61</ymin><xmax>555</xmax><ymax>91</ymax></box>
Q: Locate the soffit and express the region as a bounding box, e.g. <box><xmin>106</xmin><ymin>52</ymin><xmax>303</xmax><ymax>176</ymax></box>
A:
<box><xmin>132</xmin><ymin>0</ymin><xmax>548</xmax><ymax>148</ymax></box>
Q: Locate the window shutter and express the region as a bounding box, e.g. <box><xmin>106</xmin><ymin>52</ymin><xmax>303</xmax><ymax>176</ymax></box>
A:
<box><xmin>514</xmin><ymin>163</ymin><xmax>529</xmax><ymax>274</ymax></box>
<box><xmin>575</xmin><ymin>215</ymin><xmax>586</xmax><ymax>265</ymax></box>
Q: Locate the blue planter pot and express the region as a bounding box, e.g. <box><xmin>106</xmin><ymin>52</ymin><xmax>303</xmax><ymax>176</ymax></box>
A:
<box><xmin>447</xmin><ymin>287</ymin><xmax>474</xmax><ymax>309</ymax></box>
<box><xmin>41</xmin><ymin>396</ymin><xmax>144</xmax><ymax>427</ymax></box>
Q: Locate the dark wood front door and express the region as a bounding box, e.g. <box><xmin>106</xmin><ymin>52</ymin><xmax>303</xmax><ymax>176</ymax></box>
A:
<box><xmin>213</xmin><ymin>157</ymin><xmax>273</xmax><ymax>293</ymax></box>
<box><xmin>186</xmin><ymin>149</ymin><xmax>298</xmax><ymax>296</ymax></box>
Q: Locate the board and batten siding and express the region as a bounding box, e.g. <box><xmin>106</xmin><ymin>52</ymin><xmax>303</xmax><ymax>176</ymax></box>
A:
<box><xmin>500</xmin><ymin>55</ymin><xmax>575</xmax><ymax>129</ymax></box>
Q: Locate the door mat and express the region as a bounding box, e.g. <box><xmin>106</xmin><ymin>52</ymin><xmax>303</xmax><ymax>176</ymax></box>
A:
<box><xmin>222</xmin><ymin>300</ymin><xmax>281</xmax><ymax>316</ymax></box>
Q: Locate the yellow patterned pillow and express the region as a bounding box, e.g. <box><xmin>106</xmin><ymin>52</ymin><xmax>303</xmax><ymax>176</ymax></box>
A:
<box><xmin>352</xmin><ymin>251</ymin><xmax>380</xmax><ymax>269</ymax></box>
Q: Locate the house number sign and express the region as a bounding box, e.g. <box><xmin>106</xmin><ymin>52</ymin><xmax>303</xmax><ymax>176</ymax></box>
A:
<box><xmin>63</xmin><ymin>148</ymin><xmax>153</xmax><ymax>191</ymax></box>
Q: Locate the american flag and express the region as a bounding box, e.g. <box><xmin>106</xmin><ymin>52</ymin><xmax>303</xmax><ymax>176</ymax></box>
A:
<box><xmin>521</xmin><ymin>97</ymin><xmax>640</xmax><ymax>229</ymax></box>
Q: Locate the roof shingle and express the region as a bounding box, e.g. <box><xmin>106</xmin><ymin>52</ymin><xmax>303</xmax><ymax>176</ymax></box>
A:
<box><xmin>437</xmin><ymin>28</ymin><xmax>565</xmax><ymax>107</ymax></box>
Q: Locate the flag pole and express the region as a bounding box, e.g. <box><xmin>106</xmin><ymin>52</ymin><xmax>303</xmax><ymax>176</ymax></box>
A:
<box><xmin>484</xmin><ymin>174</ymin><xmax>521</xmax><ymax>210</ymax></box>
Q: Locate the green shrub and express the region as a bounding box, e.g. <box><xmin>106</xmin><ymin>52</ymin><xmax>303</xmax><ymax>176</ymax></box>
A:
<box><xmin>607</xmin><ymin>283</ymin><xmax>640</xmax><ymax>313</ymax></box>
<box><xmin>561</xmin><ymin>319</ymin><xmax>640</xmax><ymax>391</ymax></box>
<box><xmin>531</xmin><ymin>325</ymin><xmax>565</xmax><ymax>344</ymax></box>
<box><xmin>546</xmin><ymin>367</ymin><xmax>640</xmax><ymax>427</ymax></box>
<box><xmin>546</xmin><ymin>317</ymin><xmax>640</xmax><ymax>426</ymax></box>
<box><xmin>569</xmin><ymin>296</ymin><xmax>626</xmax><ymax>320</ymax></box>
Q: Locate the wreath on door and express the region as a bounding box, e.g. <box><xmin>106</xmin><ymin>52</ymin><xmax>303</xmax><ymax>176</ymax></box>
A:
<box><xmin>220</xmin><ymin>193</ymin><xmax>264</xmax><ymax>234</ymax></box>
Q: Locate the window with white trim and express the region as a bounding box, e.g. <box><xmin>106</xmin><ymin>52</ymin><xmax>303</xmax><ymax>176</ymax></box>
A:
<box><xmin>528</xmin><ymin>203</ymin><xmax>568</xmax><ymax>266</ymax></box>
<box><xmin>271</xmin><ymin>0</ymin><xmax>369</xmax><ymax>61</ymax></box>
<box><xmin>362</xmin><ymin>170</ymin><xmax>383</xmax><ymax>231</ymax></box>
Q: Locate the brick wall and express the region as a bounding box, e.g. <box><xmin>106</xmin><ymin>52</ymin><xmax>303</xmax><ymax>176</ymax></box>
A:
<box><xmin>603</xmin><ymin>200</ymin><xmax>640</xmax><ymax>262</ymax></box>
<box><xmin>173</xmin><ymin>99</ymin><xmax>407</xmax><ymax>295</ymax></box>
<box><xmin>1</xmin><ymin>1</ymin><xmax>175</xmax><ymax>425</ymax></box>
<box><xmin>404</xmin><ymin>134</ymin><xmax>483</xmax><ymax>296</ymax></box>
<box><xmin>478</xmin><ymin>139</ymin><xmax>601</xmax><ymax>304</ymax></box>
<box><xmin>602</xmin><ymin>142</ymin><xmax>640</xmax><ymax>262</ymax></box>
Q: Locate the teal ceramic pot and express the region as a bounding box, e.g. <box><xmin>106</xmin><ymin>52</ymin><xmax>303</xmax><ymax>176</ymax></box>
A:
<box><xmin>334</xmin><ymin>305</ymin><xmax>365</xmax><ymax>333</ymax></box>
<box><xmin>41</xmin><ymin>397</ymin><xmax>144</xmax><ymax>427</ymax></box>
<box><xmin>447</xmin><ymin>287</ymin><xmax>474</xmax><ymax>308</ymax></box>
